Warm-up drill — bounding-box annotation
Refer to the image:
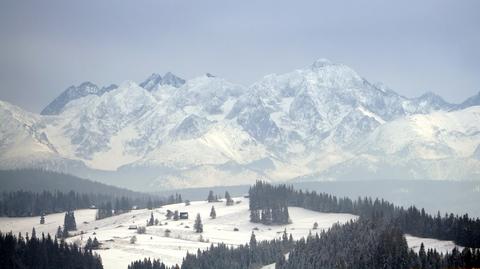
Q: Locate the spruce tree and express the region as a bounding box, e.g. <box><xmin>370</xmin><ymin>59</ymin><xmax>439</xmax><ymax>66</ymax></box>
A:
<box><xmin>210</xmin><ymin>206</ymin><xmax>216</xmax><ymax>219</ymax></box>
<box><xmin>207</xmin><ymin>191</ymin><xmax>215</xmax><ymax>203</ymax></box>
<box><xmin>194</xmin><ymin>213</ymin><xmax>203</xmax><ymax>233</ymax></box>
<box><xmin>148</xmin><ymin>212</ymin><xmax>155</xmax><ymax>226</ymax></box>
<box><xmin>225</xmin><ymin>191</ymin><xmax>234</xmax><ymax>206</ymax></box>
<box><xmin>92</xmin><ymin>237</ymin><xmax>100</xmax><ymax>249</ymax></box>
<box><xmin>249</xmin><ymin>231</ymin><xmax>257</xmax><ymax>248</ymax></box>
<box><xmin>56</xmin><ymin>226</ymin><xmax>63</xmax><ymax>239</ymax></box>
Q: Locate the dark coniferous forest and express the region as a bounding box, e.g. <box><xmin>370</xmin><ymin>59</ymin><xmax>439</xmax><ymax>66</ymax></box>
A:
<box><xmin>249</xmin><ymin>181</ymin><xmax>480</xmax><ymax>248</ymax></box>
<box><xmin>0</xmin><ymin>190</ymin><xmax>166</xmax><ymax>217</ymax></box>
<box><xmin>0</xmin><ymin>231</ymin><xmax>103</xmax><ymax>269</ymax></box>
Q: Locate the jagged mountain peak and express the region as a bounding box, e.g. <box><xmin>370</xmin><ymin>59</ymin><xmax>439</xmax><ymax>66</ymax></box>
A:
<box><xmin>140</xmin><ymin>72</ymin><xmax>185</xmax><ymax>91</ymax></box>
<box><xmin>456</xmin><ymin>91</ymin><xmax>480</xmax><ymax>110</ymax></box>
<box><xmin>2</xmin><ymin>59</ymin><xmax>480</xmax><ymax>189</ymax></box>
<box><xmin>40</xmin><ymin>81</ymin><xmax>118</xmax><ymax>115</ymax></box>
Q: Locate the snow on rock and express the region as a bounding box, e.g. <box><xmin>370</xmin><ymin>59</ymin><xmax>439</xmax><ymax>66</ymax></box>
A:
<box><xmin>1</xmin><ymin>59</ymin><xmax>480</xmax><ymax>188</ymax></box>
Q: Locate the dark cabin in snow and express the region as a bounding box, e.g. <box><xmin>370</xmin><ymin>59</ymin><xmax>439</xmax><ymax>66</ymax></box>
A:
<box><xmin>179</xmin><ymin>212</ymin><xmax>189</xmax><ymax>219</ymax></box>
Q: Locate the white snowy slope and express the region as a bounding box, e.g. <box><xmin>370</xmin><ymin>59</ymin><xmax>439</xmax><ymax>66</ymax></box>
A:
<box><xmin>315</xmin><ymin>106</ymin><xmax>480</xmax><ymax>181</ymax></box>
<box><xmin>0</xmin><ymin>197</ymin><xmax>462</xmax><ymax>269</ymax></box>
<box><xmin>0</xmin><ymin>197</ymin><xmax>355</xmax><ymax>268</ymax></box>
<box><xmin>0</xmin><ymin>59</ymin><xmax>479</xmax><ymax>189</ymax></box>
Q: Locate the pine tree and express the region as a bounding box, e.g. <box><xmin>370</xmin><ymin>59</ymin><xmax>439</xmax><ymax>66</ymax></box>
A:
<box><xmin>225</xmin><ymin>191</ymin><xmax>234</xmax><ymax>206</ymax></box>
<box><xmin>92</xmin><ymin>237</ymin><xmax>100</xmax><ymax>249</ymax></box>
<box><xmin>194</xmin><ymin>213</ymin><xmax>203</xmax><ymax>233</ymax></box>
<box><xmin>419</xmin><ymin>243</ymin><xmax>427</xmax><ymax>269</ymax></box>
<box><xmin>250</xmin><ymin>231</ymin><xmax>257</xmax><ymax>248</ymax></box>
<box><xmin>40</xmin><ymin>213</ymin><xmax>45</xmax><ymax>224</ymax></box>
<box><xmin>85</xmin><ymin>237</ymin><xmax>93</xmax><ymax>250</ymax></box>
<box><xmin>207</xmin><ymin>191</ymin><xmax>215</xmax><ymax>203</ymax></box>
<box><xmin>148</xmin><ymin>212</ymin><xmax>155</xmax><ymax>226</ymax></box>
<box><xmin>210</xmin><ymin>206</ymin><xmax>216</xmax><ymax>219</ymax></box>
<box><xmin>56</xmin><ymin>226</ymin><xmax>63</xmax><ymax>239</ymax></box>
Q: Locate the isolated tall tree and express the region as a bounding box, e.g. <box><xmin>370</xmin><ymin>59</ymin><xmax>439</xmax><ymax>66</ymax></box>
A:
<box><xmin>207</xmin><ymin>191</ymin><xmax>215</xmax><ymax>203</ymax></box>
<box><xmin>148</xmin><ymin>212</ymin><xmax>155</xmax><ymax>226</ymax></box>
<box><xmin>194</xmin><ymin>213</ymin><xmax>203</xmax><ymax>233</ymax></box>
<box><xmin>56</xmin><ymin>226</ymin><xmax>63</xmax><ymax>239</ymax></box>
<box><xmin>225</xmin><ymin>191</ymin><xmax>234</xmax><ymax>206</ymax></box>
<box><xmin>210</xmin><ymin>206</ymin><xmax>216</xmax><ymax>219</ymax></box>
<box><xmin>249</xmin><ymin>231</ymin><xmax>257</xmax><ymax>248</ymax></box>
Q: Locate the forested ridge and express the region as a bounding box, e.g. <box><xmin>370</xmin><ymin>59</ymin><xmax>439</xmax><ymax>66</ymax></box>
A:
<box><xmin>0</xmin><ymin>170</ymin><xmax>185</xmax><ymax>217</ymax></box>
<box><xmin>281</xmin><ymin>218</ymin><xmax>480</xmax><ymax>269</ymax></box>
<box><xmin>0</xmin><ymin>190</ymin><xmax>168</xmax><ymax>217</ymax></box>
<box><xmin>249</xmin><ymin>181</ymin><xmax>480</xmax><ymax>248</ymax></box>
<box><xmin>0</xmin><ymin>169</ymin><xmax>138</xmax><ymax>196</ymax></box>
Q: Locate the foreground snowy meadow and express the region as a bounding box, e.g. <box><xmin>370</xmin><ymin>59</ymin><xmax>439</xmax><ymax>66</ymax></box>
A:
<box><xmin>0</xmin><ymin>197</ymin><xmax>461</xmax><ymax>269</ymax></box>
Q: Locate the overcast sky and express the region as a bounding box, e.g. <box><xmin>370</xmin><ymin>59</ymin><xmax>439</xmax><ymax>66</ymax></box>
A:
<box><xmin>0</xmin><ymin>0</ymin><xmax>479</xmax><ymax>112</ymax></box>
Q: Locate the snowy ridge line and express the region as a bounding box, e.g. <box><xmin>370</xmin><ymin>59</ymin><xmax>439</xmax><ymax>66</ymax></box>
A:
<box><xmin>1</xmin><ymin>59</ymin><xmax>480</xmax><ymax>189</ymax></box>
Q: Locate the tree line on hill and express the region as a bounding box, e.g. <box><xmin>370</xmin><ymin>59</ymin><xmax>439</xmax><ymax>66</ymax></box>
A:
<box><xmin>128</xmin><ymin>231</ymin><xmax>294</xmax><ymax>269</ymax></box>
<box><xmin>281</xmin><ymin>217</ymin><xmax>480</xmax><ymax>269</ymax></box>
<box><xmin>0</xmin><ymin>169</ymin><xmax>140</xmax><ymax>196</ymax></box>
<box><xmin>0</xmin><ymin>190</ymin><xmax>168</xmax><ymax>217</ymax></box>
<box><xmin>249</xmin><ymin>181</ymin><xmax>480</xmax><ymax>248</ymax></box>
<box><xmin>130</xmin><ymin>182</ymin><xmax>480</xmax><ymax>269</ymax></box>
<box><xmin>249</xmin><ymin>182</ymin><xmax>290</xmax><ymax>225</ymax></box>
<box><xmin>0</xmin><ymin>231</ymin><xmax>103</xmax><ymax>269</ymax></box>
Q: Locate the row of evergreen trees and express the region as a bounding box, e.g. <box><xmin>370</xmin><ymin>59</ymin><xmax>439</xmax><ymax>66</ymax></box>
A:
<box><xmin>249</xmin><ymin>181</ymin><xmax>480</xmax><ymax>247</ymax></box>
<box><xmin>281</xmin><ymin>218</ymin><xmax>480</xmax><ymax>269</ymax></box>
<box><xmin>0</xmin><ymin>232</ymin><xmax>103</xmax><ymax>269</ymax></box>
<box><xmin>0</xmin><ymin>190</ymin><xmax>94</xmax><ymax>217</ymax></box>
<box><xmin>249</xmin><ymin>182</ymin><xmax>290</xmax><ymax>225</ymax></box>
<box><xmin>128</xmin><ymin>258</ymin><xmax>173</xmax><ymax>269</ymax></box>
<box><xmin>130</xmin><ymin>231</ymin><xmax>294</xmax><ymax>269</ymax></box>
<box><xmin>0</xmin><ymin>190</ymin><xmax>170</xmax><ymax>218</ymax></box>
<box><xmin>95</xmin><ymin>197</ymin><xmax>132</xmax><ymax>220</ymax></box>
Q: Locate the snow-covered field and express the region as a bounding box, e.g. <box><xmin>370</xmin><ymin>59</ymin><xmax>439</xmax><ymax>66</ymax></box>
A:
<box><xmin>406</xmin><ymin>234</ymin><xmax>463</xmax><ymax>254</ymax></box>
<box><xmin>0</xmin><ymin>197</ymin><xmax>463</xmax><ymax>269</ymax></box>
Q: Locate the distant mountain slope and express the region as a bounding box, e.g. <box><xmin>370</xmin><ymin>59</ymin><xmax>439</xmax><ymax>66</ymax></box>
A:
<box><xmin>40</xmin><ymin>82</ymin><xmax>118</xmax><ymax>115</ymax></box>
<box><xmin>0</xmin><ymin>59</ymin><xmax>479</xmax><ymax>189</ymax></box>
<box><xmin>0</xmin><ymin>169</ymin><xmax>144</xmax><ymax>197</ymax></box>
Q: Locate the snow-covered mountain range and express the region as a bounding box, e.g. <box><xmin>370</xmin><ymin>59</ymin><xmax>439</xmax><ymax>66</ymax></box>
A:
<box><xmin>1</xmin><ymin>59</ymin><xmax>479</xmax><ymax>190</ymax></box>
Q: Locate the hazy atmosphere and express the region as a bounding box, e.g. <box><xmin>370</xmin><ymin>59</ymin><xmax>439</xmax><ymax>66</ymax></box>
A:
<box><xmin>1</xmin><ymin>0</ymin><xmax>479</xmax><ymax>112</ymax></box>
<box><xmin>1</xmin><ymin>2</ymin><xmax>480</xmax><ymax>269</ymax></box>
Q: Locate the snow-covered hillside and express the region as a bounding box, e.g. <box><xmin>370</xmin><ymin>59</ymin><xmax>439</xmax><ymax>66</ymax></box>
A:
<box><xmin>0</xmin><ymin>59</ymin><xmax>479</xmax><ymax>189</ymax></box>
<box><xmin>0</xmin><ymin>197</ymin><xmax>357</xmax><ymax>268</ymax></box>
<box><xmin>0</xmin><ymin>197</ymin><xmax>462</xmax><ymax>269</ymax></box>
